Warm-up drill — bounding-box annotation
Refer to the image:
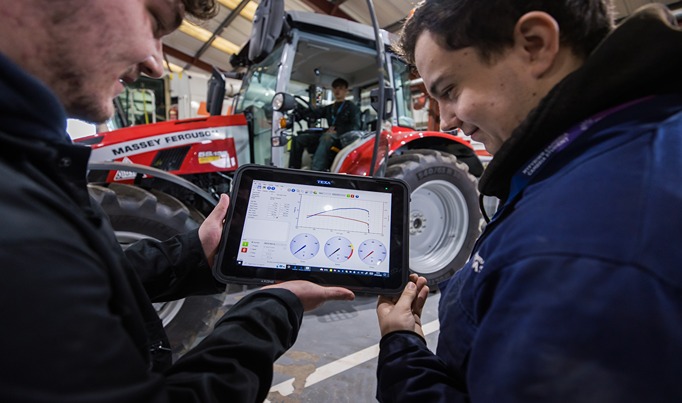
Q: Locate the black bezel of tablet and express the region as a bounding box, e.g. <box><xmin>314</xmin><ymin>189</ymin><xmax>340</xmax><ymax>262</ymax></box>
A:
<box><xmin>212</xmin><ymin>165</ymin><xmax>409</xmax><ymax>294</ymax></box>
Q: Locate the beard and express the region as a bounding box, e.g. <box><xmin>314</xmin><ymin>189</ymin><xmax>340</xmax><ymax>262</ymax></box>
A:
<box><xmin>65</xmin><ymin>92</ymin><xmax>114</xmax><ymax>124</ymax></box>
<box><xmin>43</xmin><ymin>14</ymin><xmax>117</xmax><ymax>125</ymax></box>
<box><xmin>53</xmin><ymin>67</ymin><xmax>114</xmax><ymax>124</ymax></box>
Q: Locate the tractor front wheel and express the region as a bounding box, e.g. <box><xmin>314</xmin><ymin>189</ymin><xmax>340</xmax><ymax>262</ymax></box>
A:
<box><xmin>88</xmin><ymin>183</ymin><xmax>225</xmax><ymax>360</ymax></box>
<box><xmin>386</xmin><ymin>150</ymin><xmax>483</xmax><ymax>285</ymax></box>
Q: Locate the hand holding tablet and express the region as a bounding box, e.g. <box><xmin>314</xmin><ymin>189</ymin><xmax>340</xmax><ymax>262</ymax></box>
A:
<box><xmin>212</xmin><ymin>165</ymin><xmax>410</xmax><ymax>294</ymax></box>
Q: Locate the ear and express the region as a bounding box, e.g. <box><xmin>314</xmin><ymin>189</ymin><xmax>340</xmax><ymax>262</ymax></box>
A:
<box><xmin>512</xmin><ymin>11</ymin><xmax>560</xmax><ymax>78</ymax></box>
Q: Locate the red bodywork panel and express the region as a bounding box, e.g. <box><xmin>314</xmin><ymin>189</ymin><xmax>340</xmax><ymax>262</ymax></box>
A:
<box><xmin>77</xmin><ymin>115</ymin><xmax>247</xmax><ymax>182</ymax></box>
<box><xmin>337</xmin><ymin>126</ymin><xmax>476</xmax><ymax>176</ymax></box>
<box><xmin>77</xmin><ymin>114</ymin><xmax>487</xmax><ymax>182</ymax></box>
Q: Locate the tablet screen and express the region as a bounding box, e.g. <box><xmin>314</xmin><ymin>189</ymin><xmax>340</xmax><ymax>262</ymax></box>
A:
<box><xmin>213</xmin><ymin>165</ymin><xmax>409</xmax><ymax>294</ymax></box>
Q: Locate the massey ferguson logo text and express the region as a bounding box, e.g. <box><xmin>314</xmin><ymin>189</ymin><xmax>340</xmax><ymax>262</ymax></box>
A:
<box><xmin>111</xmin><ymin>130</ymin><xmax>217</xmax><ymax>156</ymax></box>
<box><xmin>111</xmin><ymin>138</ymin><xmax>162</xmax><ymax>156</ymax></box>
<box><xmin>90</xmin><ymin>129</ymin><xmax>227</xmax><ymax>162</ymax></box>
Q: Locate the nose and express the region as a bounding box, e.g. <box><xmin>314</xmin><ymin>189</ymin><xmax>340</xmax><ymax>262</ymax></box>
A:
<box><xmin>439</xmin><ymin>111</ymin><xmax>463</xmax><ymax>133</ymax></box>
<box><xmin>140</xmin><ymin>41</ymin><xmax>164</xmax><ymax>78</ymax></box>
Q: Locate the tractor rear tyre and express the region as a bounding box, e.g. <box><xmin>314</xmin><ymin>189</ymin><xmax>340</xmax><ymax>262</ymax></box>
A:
<box><xmin>386</xmin><ymin>149</ymin><xmax>483</xmax><ymax>285</ymax></box>
<box><xmin>87</xmin><ymin>183</ymin><xmax>225</xmax><ymax>360</ymax></box>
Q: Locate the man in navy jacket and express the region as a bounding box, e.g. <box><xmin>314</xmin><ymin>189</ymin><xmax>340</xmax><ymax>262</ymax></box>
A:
<box><xmin>0</xmin><ymin>1</ymin><xmax>353</xmax><ymax>402</ymax></box>
<box><xmin>376</xmin><ymin>1</ymin><xmax>682</xmax><ymax>401</ymax></box>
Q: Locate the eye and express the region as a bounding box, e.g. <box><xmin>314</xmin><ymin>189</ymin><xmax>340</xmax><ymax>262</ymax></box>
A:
<box><xmin>434</xmin><ymin>85</ymin><xmax>453</xmax><ymax>102</ymax></box>
<box><xmin>149</xmin><ymin>5</ymin><xmax>174</xmax><ymax>38</ymax></box>
<box><xmin>443</xmin><ymin>85</ymin><xmax>459</xmax><ymax>101</ymax></box>
<box><xmin>147</xmin><ymin>10</ymin><xmax>159</xmax><ymax>34</ymax></box>
<box><xmin>152</xmin><ymin>15</ymin><xmax>165</xmax><ymax>38</ymax></box>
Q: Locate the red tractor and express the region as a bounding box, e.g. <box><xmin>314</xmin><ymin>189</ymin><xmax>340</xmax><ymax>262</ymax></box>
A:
<box><xmin>76</xmin><ymin>0</ymin><xmax>486</xmax><ymax>356</ymax></box>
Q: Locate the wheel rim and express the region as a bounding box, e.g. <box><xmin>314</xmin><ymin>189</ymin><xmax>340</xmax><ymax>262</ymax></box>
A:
<box><xmin>408</xmin><ymin>180</ymin><xmax>469</xmax><ymax>274</ymax></box>
<box><xmin>114</xmin><ymin>231</ymin><xmax>186</xmax><ymax>327</ymax></box>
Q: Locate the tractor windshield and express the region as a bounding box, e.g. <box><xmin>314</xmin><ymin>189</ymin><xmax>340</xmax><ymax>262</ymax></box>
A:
<box><xmin>234</xmin><ymin>23</ymin><xmax>421</xmax><ymax>168</ymax></box>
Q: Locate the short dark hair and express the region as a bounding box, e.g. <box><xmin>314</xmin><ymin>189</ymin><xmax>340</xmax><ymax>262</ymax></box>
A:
<box><xmin>395</xmin><ymin>0</ymin><xmax>614</xmax><ymax>65</ymax></box>
<box><xmin>182</xmin><ymin>0</ymin><xmax>219</xmax><ymax>20</ymax></box>
<box><xmin>332</xmin><ymin>78</ymin><xmax>349</xmax><ymax>89</ymax></box>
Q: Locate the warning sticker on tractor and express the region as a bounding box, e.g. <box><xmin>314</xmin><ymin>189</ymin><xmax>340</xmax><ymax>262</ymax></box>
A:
<box><xmin>198</xmin><ymin>150</ymin><xmax>235</xmax><ymax>168</ymax></box>
<box><xmin>198</xmin><ymin>151</ymin><xmax>223</xmax><ymax>164</ymax></box>
<box><xmin>113</xmin><ymin>157</ymin><xmax>139</xmax><ymax>181</ymax></box>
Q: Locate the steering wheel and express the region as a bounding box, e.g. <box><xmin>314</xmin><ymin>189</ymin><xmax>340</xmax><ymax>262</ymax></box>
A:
<box><xmin>292</xmin><ymin>95</ymin><xmax>318</xmax><ymax>126</ymax></box>
<box><xmin>294</xmin><ymin>95</ymin><xmax>310</xmax><ymax>109</ymax></box>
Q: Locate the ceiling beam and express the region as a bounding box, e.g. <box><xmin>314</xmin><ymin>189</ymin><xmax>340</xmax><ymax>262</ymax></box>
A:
<box><xmin>301</xmin><ymin>0</ymin><xmax>356</xmax><ymax>21</ymax></box>
<box><xmin>163</xmin><ymin>44</ymin><xmax>214</xmax><ymax>73</ymax></box>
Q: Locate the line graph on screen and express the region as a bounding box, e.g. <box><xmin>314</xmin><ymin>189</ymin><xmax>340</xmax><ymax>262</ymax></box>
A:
<box><xmin>296</xmin><ymin>195</ymin><xmax>386</xmax><ymax>235</ymax></box>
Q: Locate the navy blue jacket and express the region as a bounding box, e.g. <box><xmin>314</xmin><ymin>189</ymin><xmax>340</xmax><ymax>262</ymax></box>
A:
<box><xmin>0</xmin><ymin>50</ymin><xmax>303</xmax><ymax>402</ymax></box>
<box><xmin>378</xmin><ymin>5</ymin><xmax>682</xmax><ymax>402</ymax></box>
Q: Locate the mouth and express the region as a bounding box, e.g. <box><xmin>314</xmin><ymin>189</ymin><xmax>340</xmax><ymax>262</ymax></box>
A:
<box><xmin>119</xmin><ymin>66</ymin><xmax>140</xmax><ymax>85</ymax></box>
<box><xmin>116</xmin><ymin>72</ymin><xmax>138</xmax><ymax>95</ymax></box>
<box><xmin>119</xmin><ymin>74</ymin><xmax>137</xmax><ymax>86</ymax></box>
<box><xmin>466</xmin><ymin>127</ymin><xmax>480</xmax><ymax>141</ymax></box>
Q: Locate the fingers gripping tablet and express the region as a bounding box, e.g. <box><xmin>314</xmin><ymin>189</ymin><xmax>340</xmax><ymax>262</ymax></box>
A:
<box><xmin>212</xmin><ymin>165</ymin><xmax>409</xmax><ymax>294</ymax></box>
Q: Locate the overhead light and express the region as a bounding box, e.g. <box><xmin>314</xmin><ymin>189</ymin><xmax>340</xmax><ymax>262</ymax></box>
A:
<box><xmin>217</xmin><ymin>0</ymin><xmax>258</xmax><ymax>21</ymax></box>
<box><xmin>212</xmin><ymin>36</ymin><xmax>241</xmax><ymax>55</ymax></box>
<box><xmin>178</xmin><ymin>20</ymin><xmax>240</xmax><ymax>55</ymax></box>
<box><xmin>163</xmin><ymin>60</ymin><xmax>184</xmax><ymax>73</ymax></box>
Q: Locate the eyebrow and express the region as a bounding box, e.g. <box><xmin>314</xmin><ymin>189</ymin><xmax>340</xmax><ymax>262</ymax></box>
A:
<box><xmin>428</xmin><ymin>76</ymin><xmax>445</xmax><ymax>99</ymax></box>
<box><xmin>157</xmin><ymin>0</ymin><xmax>184</xmax><ymax>36</ymax></box>
<box><xmin>169</xmin><ymin>8</ymin><xmax>184</xmax><ymax>32</ymax></box>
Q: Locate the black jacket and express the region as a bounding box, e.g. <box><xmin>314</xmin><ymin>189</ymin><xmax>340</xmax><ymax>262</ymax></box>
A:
<box><xmin>306</xmin><ymin>100</ymin><xmax>361</xmax><ymax>135</ymax></box>
<box><xmin>0</xmin><ymin>52</ymin><xmax>303</xmax><ymax>402</ymax></box>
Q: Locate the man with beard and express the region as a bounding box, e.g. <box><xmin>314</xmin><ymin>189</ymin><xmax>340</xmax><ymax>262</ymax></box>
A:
<box><xmin>0</xmin><ymin>1</ymin><xmax>354</xmax><ymax>402</ymax></box>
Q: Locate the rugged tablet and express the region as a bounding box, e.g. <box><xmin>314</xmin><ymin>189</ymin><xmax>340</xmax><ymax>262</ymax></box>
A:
<box><xmin>213</xmin><ymin>165</ymin><xmax>409</xmax><ymax>294</ymax></box>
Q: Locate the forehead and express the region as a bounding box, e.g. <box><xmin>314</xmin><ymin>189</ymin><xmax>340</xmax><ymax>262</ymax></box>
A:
<box><xmin>414</xmin><ymin>32</ymin><xmax>457</xmax><ymax>91</ymax></box>
<box><xmin>415</xmin><ymin>31</ymin><xmax>490</xmax><ymax>93</ymax></box>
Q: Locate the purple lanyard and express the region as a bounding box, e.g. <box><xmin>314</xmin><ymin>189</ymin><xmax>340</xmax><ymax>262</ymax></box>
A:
<box><xmin>498</xmin><ymin>96</ymin><xmax>654</xmax><ymax>219</ymax></box>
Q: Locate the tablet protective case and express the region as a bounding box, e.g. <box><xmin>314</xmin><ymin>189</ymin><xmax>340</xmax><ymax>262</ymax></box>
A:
<box><xmin>212</xmin><ymin>165</ymin><xmax>409</xmax><ymax>294</ymax></box>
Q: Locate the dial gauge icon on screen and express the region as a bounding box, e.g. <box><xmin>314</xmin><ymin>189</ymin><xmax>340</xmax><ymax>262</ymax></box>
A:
<box><xmin>289</xmin><ymin>233</ymin><xmax>320</xmax><ymax>260</ymax></box>
<box><xmin>324</xmin><ymin>236</ymin><xmax>354</xmax><ymax>262</ymax></box>
<box><xmin>358</xmin><ymin>239</ymin><xmax>387</xmax><ymax>266</ymax></box>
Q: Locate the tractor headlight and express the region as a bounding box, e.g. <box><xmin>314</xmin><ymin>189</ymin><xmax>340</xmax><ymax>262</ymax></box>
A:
<box><xmin>272</xmin><ymin>93</ymin><xmax>285</xmax><ymax>111</ymax></box>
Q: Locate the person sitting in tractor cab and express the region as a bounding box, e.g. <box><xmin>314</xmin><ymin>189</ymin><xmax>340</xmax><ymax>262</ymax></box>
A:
<box><xmin>288</xmin><ymin>78</ymin><xmax>361</xmax><ymax>171</ymax></box>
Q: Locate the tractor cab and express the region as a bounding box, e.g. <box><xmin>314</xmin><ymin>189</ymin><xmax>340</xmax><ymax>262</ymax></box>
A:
<box><xmin>228</xmin><ymin>9</ymin><xmax>430</xmax><ymax>176</ymax></box>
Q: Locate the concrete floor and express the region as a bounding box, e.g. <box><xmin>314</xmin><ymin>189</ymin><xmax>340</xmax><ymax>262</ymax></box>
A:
<box><xmin>215</xmin><ymin>288</ymin><xmax>442</xmax><ymax>402</ymax></box>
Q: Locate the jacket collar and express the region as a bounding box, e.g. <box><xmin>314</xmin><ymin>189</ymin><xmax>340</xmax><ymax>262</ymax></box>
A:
<box><xmin>0</xmin><ymin>52</ymin><xmax>70</xmax><ymax>144</ymax></box>
<box><xmin>479</xmin><ymin>4</ymin><xmax>682</xmax><ymax>200</ymax></box>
